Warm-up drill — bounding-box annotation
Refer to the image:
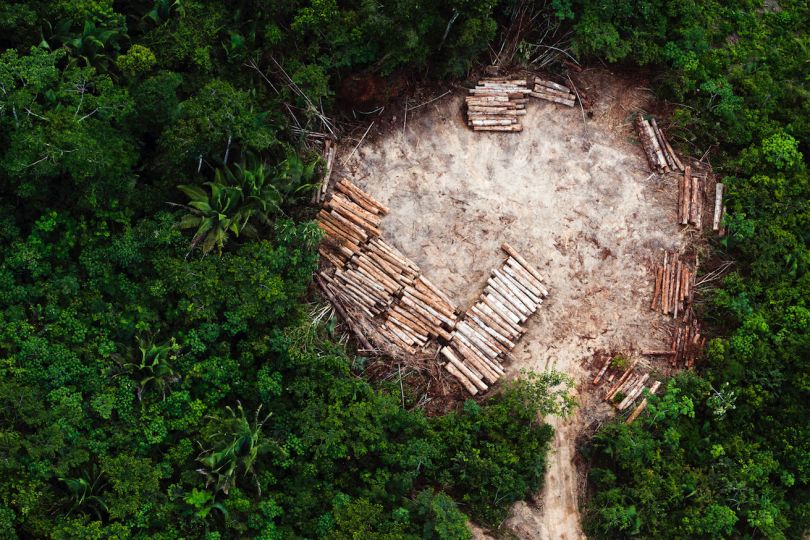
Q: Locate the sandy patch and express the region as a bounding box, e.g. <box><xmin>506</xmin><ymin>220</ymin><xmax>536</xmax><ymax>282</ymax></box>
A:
<box><xmin>339</xmin><ymin>73</ymin><xmax>684</xmax><ymax>539</ymax></box>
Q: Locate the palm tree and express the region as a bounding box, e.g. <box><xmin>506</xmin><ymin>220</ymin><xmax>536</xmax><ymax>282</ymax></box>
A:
<box><xmin>177</xmin><ymin>181</ymin><xmax>249</xmax><ymax>255</ymax></box>
<box><xmin>175</xmin><ymin>150</ymin><xmax>318</xmax><ymax>255</ymax></box>
<box><xmin>197</xmin><ymin>403</ymin><xmax>274</xmax><ymax>495</ymax></box>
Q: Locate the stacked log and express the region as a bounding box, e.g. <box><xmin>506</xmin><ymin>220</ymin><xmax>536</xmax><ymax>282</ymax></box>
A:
<box><xmin>650</xmin><ymin>251</ymin><xmax>694</xmax><ymax>319</ymax></box>
<box><xmin>316</xmin><ymin>179</ymin><xmax>460</xmax><ymax>356</ymax></box>
<box><xmin>635</xmin><ymin>114</ymin><xmax>684</xmax><ymax>173</ymax></box>
<box><xmin>530</xmin><ymin>77</ymin><xmax>575</xmax><ymax>107</ymax></box>
<box><xmin>662</xmin><ymin>310</ymin><xmax>706</xmax><ymax>368</ymax></box>
<box><xmin>465</xmin><ymin>79</ymin><xmax>529</xmax><ymax>132</ymax></box>
<box><xmin>625</xmin><ymin>381</ymin><xmax>662</xmax><ymax>424</ymax></box>
<box><xmin>677</xmin><ymin>166</ymin><xmax>709</xmax><ymax>229</ymax></box>
<box><xmin>440</xmin><ymin>243</ymin><xmax>549</xmax><ymax>395</ymax></box>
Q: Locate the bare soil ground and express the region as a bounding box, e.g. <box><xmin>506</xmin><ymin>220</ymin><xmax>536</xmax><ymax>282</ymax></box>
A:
<box><xmin>338</xmin><ymin>70</ymin><xmax>687</xmax><ymax>539</ymax></box>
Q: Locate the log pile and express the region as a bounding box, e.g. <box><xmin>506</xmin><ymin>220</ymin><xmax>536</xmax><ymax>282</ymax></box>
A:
<box><xmin>667</xmin><ymin>310</ymin><xmax>705</xmax><ymax>368</ymax></box>
<box><xmin>316</xmin><ymin>180</ymin><xmax>460</xmax><ymax>356</ymax></box>
<box><xmin>591</xmin><ymin>355</ymin><xmax>662</xmax><ymax>422</ymax></box>
<box><xmin>635</xmin><ymin>114</ymin><xmax>684</xmax><ymax>173</ymax></box>
<box><xmin>465</xmin><ymin>79</ymin><xmax>529</xmax><ymax>132</ymax></box>
<box><xmin>650</xmin><ymin>251</ymin><xmax>695</xmax><ymax>319</ymax></box>
<box><xmin>530</xmin><ymin>77</ymin><xmax>576</xmax><ymax>107</ymax></box>
<box><xmin>440</xmin><ymin>243</ymin><xmax>549</xmax><ymax>395</ymax></box>
<box><xmin>677</xmin><ymin>165</ymin><xmax>709</xmax><ymax>229</ymax></box>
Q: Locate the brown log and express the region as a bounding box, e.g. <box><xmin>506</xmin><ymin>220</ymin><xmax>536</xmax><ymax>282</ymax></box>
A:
<box><xmin>635</xmin><ymin>115</ymin><xmax>660</xmax><ymax>171</ymax></box>
<box><xmin>336</xmin><ymin>179</ymin><xmax>390</xmax><ymax>215</ymax></box>
<box><xmin>468</xmin><ymin>312</ymin><xmax>515</xmax><ymax>349</ymax></box>
<box><xmin>371</xmin><ymin>239</ymin><xmax>420</xmax><ymax>272</ymax></box>
<box><xmin>456</xmin><ymin>321</ymin><xmax>501</xmax><ymax>359</ymax></box>
<box><xmin>445</xmin><ymin>344</ymin><xmax>499</xmax><ymax>385</ymax></box>
<box><xmin>416</xmin><ymin>276</ymin><xmax>457</xmax><ymax>311</ymax></box>
<box><xmin>605</xmin><ymin>368</ymin><xmax>636</xmax><ymax>402</ymax></box>
<box><xmin>651</xmin><ymin>118</ymin><xmax>676</xmax><ymax>170</ymax></box>
<box><xmin>643</xmin><ymin>119</ymin><xmax>668</xmax><ymax>170</ymax></box>
<box><xmin>677</xmin><ymin>173</ymin><xmax>686</xmax><ymax>224</ymax></box>
<box><xmin>472</xmin><ymin>125</ymin><xmax>523</xmax><ymax>132</ymax></box>
<box><xmin>315</xmin><ymin>275</ymin><xmax>374</xmax><ymax>351</ymax></box>
<box><xmin>329</xmin><ymin>193</ymin><xmax>383</xmax><ymax>226</ymax></box>
<box><xmin>353</xmin><ymin>255</ymin><xmax>399</xmax><ymax>290</ymax></box>
<box><xmin>475</xmin><ymin>300</ymin><xmax>523</xmax><ymax>335</ymax></box>
<box><xmin>485</xmin><ymin>287</ymin><xmax>527</xmax><ymax>322</ymax></box>
<box><xmin>661</xmin><ymin>253</ymin><xmax>670</xmax><ymax>315</ymax></box>
<box><xmin>618</xmin><ymin>374</ymin><xmax>650</xmax><ymax>410</ymax></box>
<box><xmin>318</xmin><ymin>211</ymin><xmax>365</xmax><ymax>244</ymax></box>
<box><xmin>673</xmin><ymin>261</ymin><xmax>682</xmax><ymax>319</ymax></box>
<box><xmin>532</xmin><ymin>83</ymin><xmax>573</xmax><ymax>99</ymax></box>
<box><xmin>625</xmin><ymin>380</ymin><xmax>662</xmax><ymax>424</ymax></box>
<box><xmin>661</xmin><ymin>130</ymin><xmax>685</xmax><ymax>171</ymax></box>
<box><xmin>651</xmin><ymin>265</ymin><xmax>663</xmax><ymax>310</ymax></box>
<box><xmin>486</xmin><ymin>281</ymin><xmax>532</xmax><ymax>317</ymax></box>
<box><xmin>403</xmin><ymin>285</ymin><xmax>455</xmax><ymax>319</ymax></box>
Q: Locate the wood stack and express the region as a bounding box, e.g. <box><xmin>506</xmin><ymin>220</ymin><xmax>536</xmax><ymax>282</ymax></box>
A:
<box><xmin>635</xmin><ymin>114</ymin><xmax>684</xmax><ymax>173</ymax></box>
<box><xmin>603</xmin><ymin>367</ymin><xmax>661</xmax><ymax>412</ymax></box>
<box><xmin>317</xmin><ymin>179</ymin><xmax>460</xmax><ymax>356</ymax></box>
<box><xmin>440</xmin><ymin>243</ymin><xmax>549</xmax><ymax>395</ymax></box>
<box><xmin>650</xmin><ymin>251</ymin><xmax>695</xmax><ymax>319</ymax></box>
<box><xmin>677</xmin><ymin>165</ymin><xmax>709</xmax><ymax>229</ymax></box>
<box><xmin>530</xmin><ymin>77</ymin><xmax>575</xmax><ymax>107</ymax></box>
<box><xmin>625</xmin><ymin>380</ymin><xmax>662</xmax><ymax>424</ymax></box>
<box><xmin>667</xmin><ymin>310</ymin><xmax>705</xmax><ymax>368</ymax></box>
<box><xmin>465</xmin><ymin>78</ymin><xmax>529</xmax><ymax>132</ymax></box>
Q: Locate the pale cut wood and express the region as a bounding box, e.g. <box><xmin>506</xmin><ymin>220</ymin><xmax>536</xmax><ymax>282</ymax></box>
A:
<box><xmin>416</xmin><ymin>276</ymin><xmax>457</xmax><ymax>311</ymax></box>
<box><xmin>492</xmin><ymin>272</ymin><xmax>538</xmax><ymax>308</ymax></box>
<box><xmin>453</xmin><ymin>327</ymin><xmax>499</xmax><ymax>364</ymax></box>
<box><xmin>534</xmin><ymin>78</ymin><xmax>570</xmax><ymax>93</ymax></box>
<box><xmin>689</xmin><ymin>175</ymin><xmax>700</xmax><ymax>226</ymax></box>
<box><xmin>461</xmin><ymin>317</ymin><xmax>508</xmax><ymax>355</ymax></box>
<box><xmin>501</xmin><ymin>244</ymin><xmax>545</xmax><ymax>284</ymax></box>
<box><xmin>469</xmin><ymin>118</ymin><xmax>516</xmax><ymax>127</ymax></box>
<box><xmin>661</xmin><ymin>130</ymin><xmax>684</xmax><ymax>171</ymax></box>
<box><xmin>713</xmin><ymin>183</ymin><xmax>724</xmax><ymax>231</ymax></box>
<box><xmin>456</xmin><ymin>322</ymin><xmax>501</xmax><ymax>359</ymax></box>
<box><xmin>604</xmin><ymin>365</ymin><xmax>636</xmax><ymax>401</ymax></box>
<box><xmin>486</xmin><ymin>281</ymin><xmax>532</xmax><ymax>316</ymax></box>
<box><xmin>471</xmin><ymin>305</ymin><xmax>517</xmax><ymax>341</ymax></box>
<box><xmin>444</xmin><ymin>361</ymin><xmax>479</xmax><ymax>395</ymax></box>
<box><xmin>468</xmin><ymin>313</ymin><xmax>515</xmax><ymax>349</ymax></box>
<box><xmin>673</xmin><ymin>261</ymin><xmax>682</xmax><ymax>319</ymax></box>
<box><xmin>482</xmin><ymin>294</ymin><xmax>522</xmax><ymax>326</ymax></box>
<box><xmin>472</xmin><ymin>125</ymin><xmax>523</xmax><ymax>132</ymax></box>
<box><xmin>501</xmin><ymin>264</ymin><xmax>543</xmax><ymax>298</ymax></box>
<box><xmin>477</xmin><ymin>299</ymin><xmax>524</xmax><ymax>335</ymax></box>
<box><xmin>496</xmin><ymin>267</ymin><xmax>541</xmax><ymax>303</ymax></box>
<box><xmin>329</xmin><ymin>193</ymin><xmax>383</xmax><ymax>226</ymax></box>
<box><xmin>529</xmin><ymin>91</ymin><xmax>575</xmax><ymax>107</ymax></box>
<box><xmin>593</xmin><ymin>357</ymin><xmax>611</xmax><ymax>385</ymax></box>
<box><xmin>447</xmin><ymin>344</ymin><xmax>499</xmax><ymax>385</ymax></box>
<box><xmin>618</xmin><ymin>374</ymin><xmax>650</xmax><ymax>410</ymax></box>
<box><xmin>452</xmin><ymin>335</ymin><xmax>505</xmax><ymax>377</ymax></box>
<box><xmin>532</xmin><ymin>83</ymin><xmax>573</xmax><ymax>99</ymax></box>
<box><xmin>485</xmin><ymin>287</ymin><xmax>527</xmax><ymax>322</ymax></box>
<box><xmin>336</xmin><ymin>179</ymin><xmax>390</xmax><ymax>215</ymax></box>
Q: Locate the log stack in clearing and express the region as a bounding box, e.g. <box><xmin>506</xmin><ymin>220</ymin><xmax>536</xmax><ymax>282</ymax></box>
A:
<box><xmin>647</xmin><ymin>251</ymin><xmax>706</xmax><ymax>368</ymax></box>
<box><xmin>635</xmin><ymin>114</ymin><xmax>684</xmax><ymax>173</ymax></box>
<box><xmin>650</xmin><ymin>251</ymin><xmax>696</xmax><ymax>320</ymax></box>
<box><xmin>591</xmin><ymin>356</ymin><xmax>662</xmax><ymax>423</ymax></box>
<box><xmin>465</xmin><ymin>78</ymin><xmax>529</xmax><ymax>132</ymax></box>
<box><xmin>530</xmin><ymin>77</ymin><xmax>576</xmax><ymax>107</ymax></box>
<box><xmin>440</xmin><ymin>243</ymin><xmax>549</xmax><ymax>395</ymax></box>
<box><xmin>316</xmin><ymin>179</ymin><xmax>459</xmax><ymax>355</ymax></box>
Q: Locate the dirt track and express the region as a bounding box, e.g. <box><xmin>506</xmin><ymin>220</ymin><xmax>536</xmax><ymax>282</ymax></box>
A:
<box><xmin>341</xmin><ymin>74</ymin><xmax>685</xmax><ymax>539</ymax></box>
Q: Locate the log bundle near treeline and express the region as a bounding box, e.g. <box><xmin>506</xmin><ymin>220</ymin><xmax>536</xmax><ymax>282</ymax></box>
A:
<box><xmin>464</xmin><ymin>78</ymin><xmax>529</xmax><ymax>132</ymax></box>
<box><xmin>648</xmin><ymin>251</ymin><xmax>706</xmax><ymax>368</ymax></box>
<box><xmin>440</xmin><ymin>243</ymin><xmax>549</xmax><ymax>395</ymax></box>
<box><xmin>635</xmin><ymin>114</ymin><xmax>684</xmax><ymax>173</ymax></box>
<box><xmin>530</xmin><ymin>77</ymin><xmax>576</xmax><ymax>107</ymax></box>
<box><xmin>316</xmin><ymin>179</ymin><xmax>459</xmax><ymax>355</ymax></box>
<box><xmin>591</xmin><ymin>354</ymin><xmax>662</xmax><ymax>423</ymax></box>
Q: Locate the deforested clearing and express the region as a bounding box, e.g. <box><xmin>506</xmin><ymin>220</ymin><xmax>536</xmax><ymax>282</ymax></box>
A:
<box><xmin>341</xmin><ymin>74</ymin><xmax>686</xmax><ymax>539</ymax></box>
